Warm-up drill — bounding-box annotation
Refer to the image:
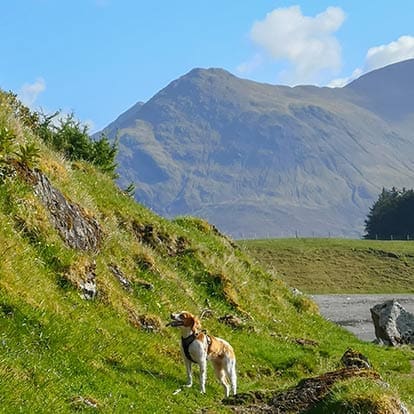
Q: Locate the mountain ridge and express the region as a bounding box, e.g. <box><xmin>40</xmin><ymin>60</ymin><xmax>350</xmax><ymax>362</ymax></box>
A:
<box><xmin>99</xmin><ymin>59</ymin><xmax>414</xmax><ymax>238</ymax></box>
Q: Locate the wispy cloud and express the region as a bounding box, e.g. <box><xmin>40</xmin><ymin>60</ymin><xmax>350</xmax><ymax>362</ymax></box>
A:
<box><xmin>328</xmin><ymin>35</ymin><xmax>414</xmax><ymax>87</ymax></box>
<box><xmin>327</xmin><ymin>68</ymin><xmax>362</xmax><ymax>88</ymax></box>
<box><xmin>365</xmin><ymin>35</ymin><xmax>414</xmax><ymax>71</ymax></box>
<box><xmin>17</xmin><ymin>78</ymin><xmax>98</xmax><ymax>132</ymax></box>
<box><xmin>18</xmin><ymin>77</ymin><xmax>46</xmax><ymax>107</ymax></box>
<box><xmin>238</xmin><ymin>6</ymin><xmax>346</xmax><ymax>85</ymax></box>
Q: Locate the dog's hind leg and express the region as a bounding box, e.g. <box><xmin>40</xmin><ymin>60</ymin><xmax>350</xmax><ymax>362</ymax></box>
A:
<box><xmin>227</xmin><ymin>358</ymin><xmax>237</xmax><ymax>395</ymax></box>
<box><xmin>213</xmin><ymin>362</ymin><xmax>230</xmax><ymax>397</ymax></box>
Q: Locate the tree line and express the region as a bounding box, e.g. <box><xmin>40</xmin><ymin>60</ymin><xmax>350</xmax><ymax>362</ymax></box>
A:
<box><xmin>2</xmin><ymin>90</ymin><xmax>118</xmax><ymax>178</ymax></box>
<box><xmin>364</xmin><ymin>187</ymin><xmax>414</xmax><ymax>240</ymax></box>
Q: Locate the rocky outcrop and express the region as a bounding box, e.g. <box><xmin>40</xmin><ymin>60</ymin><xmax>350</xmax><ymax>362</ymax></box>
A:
<box><xmin>108</xmin><ymin>263</ymin><xmax>132</xmax><ymax>291</ymax></box>
<box><xmin>370</xmin><ymin>300</ymin><xmax>414</xmax><ymax>346</ymax></box>
<box><xmin>132</xmin><ymin>221</ymin><xmax>189</xmax><ymax>256</ymax></box>
<box><xmin>108</xmin><ymin>263</ymin><xmax>154</xmax><ymax>291</ymax></box>
<box><xmin>340</xmin><ymin>348</ymin><xmax>371</xmax><ymax>369</ymax></box>
<box><xmin>32</xmin><ymin>169</ymin><xmax>102</xmax><ymax>252</ymax></box>
<box><xmin>218</xmin><ymin>313</ymin><xmax>245</xmax><ymax>329</ymax></box>
<box><xmin>127</xmin><ymin>310</ymin><xmax>161</xmax><ymax>332</ymax></box>
<box><xmin>224</xmin><ymin>350</ymin><xmax>409</xmax><ymax>413</ymax></box>
<box><xmin>226</xmin><ymin>368</ymin><xmax>381</xmax><ymax>413</ymax></box>
<box><xmin>79</xmin><ymin>262</ymin><xmax>97</xmax><ymax>300</ymax></box>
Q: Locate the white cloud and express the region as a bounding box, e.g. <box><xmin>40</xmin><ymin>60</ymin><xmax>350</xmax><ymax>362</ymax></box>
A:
<box><xmin>327</xmin><ymin>68</ymin><xmax>362</xmax><ymax>88</ymax></box>
<box><xmin>241</xmin><ymin>6</ymin><xmax>346</xmax><ymax>84</ymax></box>
<box><xmin>365</xmin><ymin>35</ymin><xmax>414</xmax><ymax>71</ymax></box>
<box><xmin>328</xmin><ymin>35</ymin><xmax>414</xmax><ymax>87</ymax></box>
<box><xmin>18</xmin><ymin>78</ymin><xmax>46</xmax><ymax>107</ymax></box>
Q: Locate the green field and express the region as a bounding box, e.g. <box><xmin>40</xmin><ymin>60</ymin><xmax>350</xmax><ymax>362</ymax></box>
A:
<box><xmin>1</xmin><ymin>91</ymin><xmax>414</xmax><ymax>413</ymax></box>
<box><xmin>240</xmin><ymin>238</ymin><xmax>414</xmax><ymax>294</ymax></box>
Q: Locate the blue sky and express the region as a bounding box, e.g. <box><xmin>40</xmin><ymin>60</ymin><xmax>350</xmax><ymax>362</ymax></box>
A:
<box><xmin>1</xmin><ymin>0</ymin><xmax>414</xmax><ymax>132</ymax></box>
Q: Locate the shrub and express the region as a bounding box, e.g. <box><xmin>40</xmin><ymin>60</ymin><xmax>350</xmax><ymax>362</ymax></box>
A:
<box><xmin>14</xmin><ymin>142</ymin><xmax>41</xmax><ymax>168</ymax></box>
<box><xmin>37</xmin><ymin>112</ymin><xmax>118</xmax><ymax>178</ymax></box>
<box><xmin>0</xmin><ymin>126</ymin><xmax>16</xmax><ymax>158</ymax></box>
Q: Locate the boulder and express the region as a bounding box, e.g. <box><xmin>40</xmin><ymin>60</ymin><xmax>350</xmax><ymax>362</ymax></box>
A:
<box><xmin>370</xmin><ymin>300</ymin><xmax>414</xmax><ymax>346</ymax></box>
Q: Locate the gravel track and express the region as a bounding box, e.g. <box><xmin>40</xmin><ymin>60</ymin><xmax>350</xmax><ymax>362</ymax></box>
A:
<box><xmin>311</xmin><ymin>294</ymin><xmax>414</xmax><ymax>342</ymax></box>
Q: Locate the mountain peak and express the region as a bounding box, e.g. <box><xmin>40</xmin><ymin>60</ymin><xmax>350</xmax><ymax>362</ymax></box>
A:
<box><xmin>185</xmin><ymin>67</ymin><xmax>237</xmax><ymax>79</ymax></box>
<box><xmin>345</xmin><ymin>58</ymin><xmax>414</xmax><ymax>121</ymax></box>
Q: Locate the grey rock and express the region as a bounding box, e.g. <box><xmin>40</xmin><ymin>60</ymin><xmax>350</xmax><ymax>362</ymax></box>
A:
<box><xmin>80</xmin><ymin>262</ymin><xmax>97</xmax><ymax>300</ymax></box>
<box><xmin>370</xmin><ymin>300</ymin><xmax>414</xmax><ymax>346</ymax></box>
<box><xmin>108</xmin><ymin>263</ymin><xmax>132</xmax><ymax>291</ymax></box>
<box><xmin>32</xmin><ymin>170</ymin><xmax>102</xmax><ymax>252</ymax></box>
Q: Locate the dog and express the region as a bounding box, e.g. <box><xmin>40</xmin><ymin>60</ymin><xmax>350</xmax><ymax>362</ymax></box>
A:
<box><xmin>167</xmin><ymin>311</ymin><xmax>237</xmax><ymax>397</ymax></box>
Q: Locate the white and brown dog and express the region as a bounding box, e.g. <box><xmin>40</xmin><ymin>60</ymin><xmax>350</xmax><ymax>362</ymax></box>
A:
<box><xmin>167</xmin><ymin>311</ymin><xmax>237</xmax><ymax>397</ymax></box>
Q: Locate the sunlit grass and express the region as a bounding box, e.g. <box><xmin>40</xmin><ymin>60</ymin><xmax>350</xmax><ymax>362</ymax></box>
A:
<box><xmin>240</xmin><ymin>238</ymin><xmax>414</xmax><ymax>293</ymax></box>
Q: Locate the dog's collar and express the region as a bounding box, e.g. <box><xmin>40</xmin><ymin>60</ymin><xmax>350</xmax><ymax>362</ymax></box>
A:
<box><xmin>181</xmin><ymin>333</ymin><xmax>197</xmax><ymax>363</ymax></box>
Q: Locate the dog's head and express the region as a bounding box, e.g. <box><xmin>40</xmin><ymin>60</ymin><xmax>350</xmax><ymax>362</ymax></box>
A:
<box><xmin>167</xmin><ymin>311</ymin><xmax>201</xmax><ymax>331</ymax></box>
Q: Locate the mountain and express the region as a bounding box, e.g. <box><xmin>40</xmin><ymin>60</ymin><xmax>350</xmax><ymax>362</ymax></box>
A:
<box><xmin>99</xmin><ymin>59</ymin><xmax>414</xmax><ymax>238</ymax></box>
<box><xmin>345</xmin><ymin>59</ymin><xmax>414</xmax><ymax>125</ymax></box>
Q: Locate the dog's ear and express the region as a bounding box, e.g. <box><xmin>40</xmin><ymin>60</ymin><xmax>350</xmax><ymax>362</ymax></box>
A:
<box><xmin>193</xmin><ymin>315</ymin><xmax>201</xmax><ymax>331</ymax></box>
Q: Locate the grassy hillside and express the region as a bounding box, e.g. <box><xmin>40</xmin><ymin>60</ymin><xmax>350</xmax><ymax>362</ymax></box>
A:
<box><xmin>1</xmin><ymin>91</ymin><xmax>413</xmax><ymax>413</ymax></box>
<box><xmin>240</xmin><ymin>238</ymin><xmax>414</xmax><ymax>294</ymax></box>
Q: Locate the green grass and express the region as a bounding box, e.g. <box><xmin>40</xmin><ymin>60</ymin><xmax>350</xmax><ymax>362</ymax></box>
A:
<box><xmin>239</xmin><ymin>238</ymin><xmax>414</xmax><ymax>293</ymax></box>
<box><xmin>1</xmin><ymin>90</ymin><xmax>413</xmax><ymax>413</ymax></box>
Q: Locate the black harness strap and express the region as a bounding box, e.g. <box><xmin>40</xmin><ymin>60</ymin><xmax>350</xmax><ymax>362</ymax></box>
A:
<box><xmin>181</xmin><ymin>333</ymin><xmax>197</xmax><ymax>363</ymax></box>
<box><xmin>182</xmin><ymin>331</ymin><xmax>212</xmax><ymax>363</ymax></box>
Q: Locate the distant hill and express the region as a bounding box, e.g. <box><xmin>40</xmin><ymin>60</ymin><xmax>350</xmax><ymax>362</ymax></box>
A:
<box><xmin>98</xmin><ymin>59</ymin><xmax>414</xmax><ymax>238</ymax></box>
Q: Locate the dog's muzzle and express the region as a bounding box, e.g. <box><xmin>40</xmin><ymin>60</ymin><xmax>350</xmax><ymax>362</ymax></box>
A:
<box><xmin>166</xmin><ymin>314</ymin><xmax>184</xmax><ymax>327</ymax></box>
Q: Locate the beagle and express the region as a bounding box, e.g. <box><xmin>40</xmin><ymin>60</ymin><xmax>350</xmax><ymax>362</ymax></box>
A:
<box><xmin>167</xmin><ymin>311</ymin><xmax>237</xmax><ymax>397</ymax></box>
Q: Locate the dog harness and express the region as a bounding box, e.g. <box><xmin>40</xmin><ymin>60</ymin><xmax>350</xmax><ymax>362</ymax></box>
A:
<box><xmin>181</xmin><ymin>332</ymin><xmax>212</xmax><ymax>363</ymax></box>
<box><xmin>181</xmin><ymin>333</ymin><xmax>197</xmax><ymax>363</ymax></box>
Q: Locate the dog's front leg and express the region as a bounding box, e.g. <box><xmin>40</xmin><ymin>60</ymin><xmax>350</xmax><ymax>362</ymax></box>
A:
<box><xmin>184</xmin><ymin>358</ymin><xmax>193</xmax><ymax>388</ymax></box>
<box><xmin>199</xmin><ymin>359</ymin><xmax>207</xmax><ymax>394</ymax></box>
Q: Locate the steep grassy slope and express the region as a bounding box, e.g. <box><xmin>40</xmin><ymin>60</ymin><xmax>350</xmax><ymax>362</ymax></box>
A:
<box><xmin>240</xmin><ymin>238</ymin><xmax>414</xmax><ymax>294</ymax></box>
<box><xmin>1</xmin><ymin>92</ymin><xmax>414</xmax><ymax>413</ymax></box>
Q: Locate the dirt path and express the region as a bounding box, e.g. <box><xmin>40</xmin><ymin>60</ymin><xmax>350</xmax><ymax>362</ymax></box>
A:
<box><xmin>311</xmin><ymin>294</ymin><xmax>414</xmax><ymax>342</ymax></box>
